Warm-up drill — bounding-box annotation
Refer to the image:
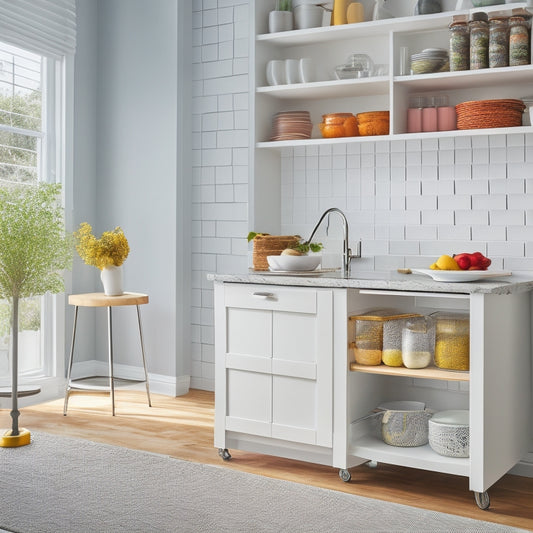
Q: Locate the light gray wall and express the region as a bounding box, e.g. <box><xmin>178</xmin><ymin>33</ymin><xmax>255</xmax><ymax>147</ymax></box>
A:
<box><xmin>72</xmin><ymin>0</ymin><xmax>189</xmax><ymax>391</ymax></box>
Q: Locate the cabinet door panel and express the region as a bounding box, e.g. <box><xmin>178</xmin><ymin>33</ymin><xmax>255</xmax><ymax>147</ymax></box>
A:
<box><xmin>273</xmin><ymin>311</ymin><xmax>317</xmax><ymax>363</ymax></box>
<box><xmin>272</xmin><ymin>375</ymin><xmax>317</xmax><ymax>445</ymax></box>
<box><xmin>227</xmin><ymin>307</ymin><xmax>271</xmax><ymax>357</ymax></box>
<box><xmin>226</xmin><ymin>369</ymin><xmax>272</xmax><ymax>437</ymax></box>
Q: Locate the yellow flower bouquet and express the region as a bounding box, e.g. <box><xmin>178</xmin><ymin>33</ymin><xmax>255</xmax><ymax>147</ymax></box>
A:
<box><xmin>74</xmin><ymin>222</ymin><xmax>130</xmax><ymax>270</ymax></box>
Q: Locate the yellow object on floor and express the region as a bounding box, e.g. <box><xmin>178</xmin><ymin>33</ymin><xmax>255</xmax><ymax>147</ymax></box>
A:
<box><xmin>0</xmin><ymin>428</ymin><xmax>31</xmax><ymax>447</ymax></box>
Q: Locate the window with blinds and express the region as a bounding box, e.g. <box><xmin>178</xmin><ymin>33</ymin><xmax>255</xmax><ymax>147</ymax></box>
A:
<box><xmin>0</xmin><ymin>42</ymin><xmax>45</xmax><ymax>377</ymax></box>
<box><xmin>0</xmin><ymin>42</ymin><xmax>42</xmax><ymax>184</ymax></box>
<box><xmin>0</xmin><ymin>0</ymin><xmax>76</xmax><ymax>388</ymax></box>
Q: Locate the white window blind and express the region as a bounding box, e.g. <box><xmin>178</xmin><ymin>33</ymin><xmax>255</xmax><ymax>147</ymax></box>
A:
<box><xmin>0</xmin><ymin>0</ymin><xmax>76</xmax><ymax>59</ymax></box>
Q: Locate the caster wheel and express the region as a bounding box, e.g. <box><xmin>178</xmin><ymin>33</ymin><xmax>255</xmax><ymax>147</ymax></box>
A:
<box><xmin>218</xmin><ymin>448</ymin><xmax>231</xmax><ymax>461</ymax></box>
<box><xmin>366</xmin><ymin>460</ymin><xmax>378</xmax><ymax>468</ymax></box>
<box><xmin>474</xmin><ymin>491</ymin><xmax>490</xmax><ymax>510</ymax></box>
<box><xmin>339</xmin><ymin>469</ymin><xmax>351</xmax><ymax>482</ymax></box>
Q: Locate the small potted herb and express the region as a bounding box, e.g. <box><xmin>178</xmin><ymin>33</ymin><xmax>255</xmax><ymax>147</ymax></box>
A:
<box><xmin>269</xmin><ymin>0</ymin><xmax>293</xmax><ymax>33</ymax></box>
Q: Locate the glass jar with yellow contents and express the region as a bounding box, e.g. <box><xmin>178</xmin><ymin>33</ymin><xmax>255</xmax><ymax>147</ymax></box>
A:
<box><xmin>431</xmin><ymin>311</ymin><xmax>470</xmax><ymax>371</ymax></box>
<box><xmin>349</xmin><ymin>310</ymin><xmax>419</xmax><ymax>367</ymax></box>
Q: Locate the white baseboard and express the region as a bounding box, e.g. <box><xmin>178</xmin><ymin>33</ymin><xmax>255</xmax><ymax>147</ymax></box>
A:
<box><xmin>70</xmin><ymin>360</ymin><xmax>190</xmax><ymax>397</ymax></box>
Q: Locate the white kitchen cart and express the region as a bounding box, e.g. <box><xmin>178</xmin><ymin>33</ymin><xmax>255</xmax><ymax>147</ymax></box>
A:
<box><xmin>212</xmin><ymin>277</ymin><xmax>532</xmax><ymax>509</ymax></box>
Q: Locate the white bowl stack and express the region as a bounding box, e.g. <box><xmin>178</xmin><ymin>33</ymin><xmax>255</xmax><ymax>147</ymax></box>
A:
<box><xmin>428</xmin><ymin>410</ymin><xmax>469</xmax><ymax>458</ymax></box>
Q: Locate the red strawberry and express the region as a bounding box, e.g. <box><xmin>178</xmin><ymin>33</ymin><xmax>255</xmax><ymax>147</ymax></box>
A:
<box><xmin>453</xmin><ymin>253</ymin><xmax>471</xmax><ymax>270</ymax></box>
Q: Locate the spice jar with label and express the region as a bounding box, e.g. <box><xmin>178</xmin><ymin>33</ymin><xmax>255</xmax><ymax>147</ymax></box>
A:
<box><xmin>469</xmin><ymin>12</ymin><xmax>489</xmax><ymax>70</ymax></box>
<box><xmin>431</xmin><ymin>311</ymin><xmax>470</xmax><ymax>371</ymax></box>
<box><xmin>449</xmin><ymin>19</ymin><xmax>470</xmax><ymax>71</ymax></box>
<box><xmin>509</xmin><ymin>16</ymin><xmax>530</xmax><ymax>67</ymax></box>
<box><xmin>402</xmin><ymin>316</ymin><xmax>435</xmax><ymax>369</ymax></box>
<box><xmin>489</xmin><ymin>17</ymin><xmax>509</xmax><ymax>68</ymax></box>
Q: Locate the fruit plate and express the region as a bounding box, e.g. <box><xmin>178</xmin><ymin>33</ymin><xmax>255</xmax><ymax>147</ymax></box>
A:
<box><xmin>412</xmin><ymin>269</ymin><xmax>512</xmax><ymax>283</ymax></box>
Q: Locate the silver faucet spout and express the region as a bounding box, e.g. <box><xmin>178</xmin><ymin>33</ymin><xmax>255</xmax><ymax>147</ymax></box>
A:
<box><xmin>306</xmin><ymin>207</ymin><xmax>358</xmax><ymax>276</ymax></box>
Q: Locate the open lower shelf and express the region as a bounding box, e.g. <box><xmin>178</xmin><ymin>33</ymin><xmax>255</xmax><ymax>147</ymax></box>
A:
<box><xmin>349</xmin><ymin>362</ymin><xmax>470</xmax><ymax>381</ymax></box>
<box><xmin>349</xmin><ymin>435</ymin><xmax>469</xmax><ymax>477</ymax></box>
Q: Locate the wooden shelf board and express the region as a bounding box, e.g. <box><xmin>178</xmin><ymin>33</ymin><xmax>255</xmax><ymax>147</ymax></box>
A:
<box><xmin>349</xmin><ymin>362</ymin><xmax>470</xmax><ymax>382</ymax></box>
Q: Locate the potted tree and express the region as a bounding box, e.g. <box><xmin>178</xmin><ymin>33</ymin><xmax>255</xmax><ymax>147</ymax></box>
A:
<box><xmin>0</xmin><ymin>182</ymin><xmax>72</xmax><ymax>447</ymax></box>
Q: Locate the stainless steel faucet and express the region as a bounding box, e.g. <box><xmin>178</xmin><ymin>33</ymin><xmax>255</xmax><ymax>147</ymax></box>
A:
<box><xmin>305</xmin><ymin>207</ymin><xmax>360</xmax><ymax>276</ymax></box>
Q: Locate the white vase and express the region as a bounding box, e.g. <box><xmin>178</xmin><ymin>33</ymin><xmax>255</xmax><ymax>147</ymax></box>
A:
<box><xmin>268</xmin><ymin>10</ymin><xmax>293</xmax><ymax>33</ymax></box>
<box><xmin>100</xmin><ymin>265</ymin><xmax>124</xmax><ymax>296</ymax></box>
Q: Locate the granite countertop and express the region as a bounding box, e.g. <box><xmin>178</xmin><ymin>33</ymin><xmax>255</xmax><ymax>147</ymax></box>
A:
<box><xmin>207</xmin><ymin>270</ymin><xmax>533</xmax><ymax>295</ymax></box>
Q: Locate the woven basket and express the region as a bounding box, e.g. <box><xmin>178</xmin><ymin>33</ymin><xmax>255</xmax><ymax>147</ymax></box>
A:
<box><xmin>455</xmin><ymin>99</ymin><xmax>525</xmax><ymax>130</ymax></box>
<box><xmin>252</xmin><ymin>234</ymin><xmax>300</xmax><ymax>271</ymax></box>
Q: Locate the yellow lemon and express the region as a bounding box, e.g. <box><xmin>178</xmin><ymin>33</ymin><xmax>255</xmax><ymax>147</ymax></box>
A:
<box><xmin>435</xmin><ymin>254</ymin><xmax>461</xmax><ymax>270</ymax></box>
<box><xmin>429</xmin><ymin>262</ymin><xmax>439</xmax><ymax>270</ymax></box>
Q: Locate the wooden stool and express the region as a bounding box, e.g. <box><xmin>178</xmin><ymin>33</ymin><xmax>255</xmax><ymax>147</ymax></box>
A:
<box><xmin>63</xmin><ymin>292</ymin><xmax>152</xmax><ymax>416</ymax></box>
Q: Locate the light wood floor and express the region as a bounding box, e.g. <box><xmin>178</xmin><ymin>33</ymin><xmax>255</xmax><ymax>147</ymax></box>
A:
<box><xmin>3</xmin><ymin>389</ymin><xmax>533</xmax><ymax>531</ymax></box>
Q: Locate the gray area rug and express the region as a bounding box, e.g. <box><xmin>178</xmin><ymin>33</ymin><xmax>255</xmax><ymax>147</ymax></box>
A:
<box><xmin>0</xmin><ymin>432</ymin><xmax>527</xmax><ymax>533</ymax></box>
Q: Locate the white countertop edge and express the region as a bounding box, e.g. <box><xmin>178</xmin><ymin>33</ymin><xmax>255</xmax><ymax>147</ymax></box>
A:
<box><xmin>207</xmin><ymin>271</ymin><xmax>533</xmax><ymax>295</ymax></box>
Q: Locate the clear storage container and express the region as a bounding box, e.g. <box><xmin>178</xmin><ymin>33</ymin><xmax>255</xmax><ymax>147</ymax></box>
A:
<box><xmin>349</xmin><ymin>310</ymin><xmax>419</xmax><ymax>366</ymax></box>
<box><xmin>401</xmin><ymin>316</ymin><xmax>435</xmax><ymax>369</ymax></box>
<box><xmin>431</xmin><ymin>311</ymin><xmax>470</xmax><ymax>370</ymax></box>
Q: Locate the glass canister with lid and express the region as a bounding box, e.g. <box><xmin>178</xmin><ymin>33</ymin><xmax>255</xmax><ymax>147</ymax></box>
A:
<box><xmin>349</xmin><ymin>310</ymin><xmax>419</xmax><ymax>366</ymax></box>
<box><xmin>449</xmin><ymin>18</ymin><xmax>470</xmax><ymax>71</ymax></box>
<box><xmin>489</xmin><ymin>16</ymin><xmax>509</xmax><ymax>68</ymax></box>
<box><xmin>401</xmin><ymin>315</ymin><xmax>435</xmax><ymax>369</ymax></box>
<box><xmin>509</xmin><ymin>16</ymin><xmax>530</xmax><ymax>67</ymax></box>
<box><xmin>469</xmin><ymin>12</ymin><xmax>489</xmax><ymax>70</ymax></box>
<box><xmin>431</xmin><ymin>311</ymin><xmax>470</xmax><ymax>371</ymax></box>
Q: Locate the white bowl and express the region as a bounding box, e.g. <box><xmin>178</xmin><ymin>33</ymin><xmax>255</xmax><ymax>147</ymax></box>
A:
<box><xmin>267</xmin><ymin>254</ymin><xmax>321</xmax><ymax>272</ymax></box>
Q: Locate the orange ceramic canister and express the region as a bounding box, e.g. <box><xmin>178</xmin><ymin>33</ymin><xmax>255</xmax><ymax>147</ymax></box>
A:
<box><xmin>319</xmin><ymin>113</ymin><xmax>359</xmax><ymax>138</ymax></box>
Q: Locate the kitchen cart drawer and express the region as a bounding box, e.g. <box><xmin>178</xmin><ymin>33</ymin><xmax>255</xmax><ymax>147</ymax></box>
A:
<box><xmin>224</xmin><ymin>283</ymin><xmax>317</xmax><ymax>313</ymax></box>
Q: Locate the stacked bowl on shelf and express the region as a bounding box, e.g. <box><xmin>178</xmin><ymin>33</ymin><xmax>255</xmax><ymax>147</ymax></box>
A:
<box><xmin>270</xmin><ymin>111</ymin><xmax>313</xmax><ymax>141</ymax></box>
<box><xmin>410</xmin><ymin>48</ymin><xmax>449</xmax><ymax>75</ymax></box>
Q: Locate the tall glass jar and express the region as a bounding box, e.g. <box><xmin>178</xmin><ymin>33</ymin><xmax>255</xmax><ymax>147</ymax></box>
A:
<box><xmin>489</xmin><ymin>17</ymin><xmax>509</xmax><ymax>68</ymax></box>
<box><xmin>449</xmin><ymin>21</ymin><xmax>470</xmax><ymax>71</ymax></box>
<box><xmin>469</xmin><ymin>13</ymin><xmax>489</xmax><ymax>70</ymax></box>
<box><xmin>509</xmin><ymin>16</ymin><xmax>530</xmax><ymax>67</ymax></box>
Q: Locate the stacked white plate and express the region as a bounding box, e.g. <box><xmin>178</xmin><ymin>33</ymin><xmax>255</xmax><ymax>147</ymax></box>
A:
<box><xmin>270</xmin><ymin>111</ymin><xmax>313</xmax><ymax>141</ymax></box>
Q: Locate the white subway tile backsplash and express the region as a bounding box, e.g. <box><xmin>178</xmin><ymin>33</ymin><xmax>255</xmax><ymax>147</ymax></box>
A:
<box><xmin>488</xmin><ymin>241</ymin><xmax>524</xmax><ymax>257</ymax></box>
<box><xmin>472</xmin><ymin>193</ymin><xmax>506</xmax><ymax>210</ymax></box>
<box><xmin>438</xmin><ymin>195</ymin><xmax>471</xmax><ymax>210</ymax></box>
<box><xmin>490</xmin><ymin>210</ymin><xmax>525</xmax><ymax>226</ymax></box>
<box><xmin>471</xmin><ymin>225</ymin><xmax>506</xmax><ymax>241</ymax></box>
<box><xmin>455</xmin><ymin>209</ymin><xmax>488</xmax><ymax>225</ymax></box>
<box><xmin>508</xmin><ymin>194</ymin><xmax>533</xmax><ymax>210</ymax></box>
<box><xmin>438</xmin><ymin>225</ymin><xmax>471</xmax><ymax>240</ymax></box>
<box><xmin>438</xmin><ymin>150</ymin><xmax>454</xmax><ymax>165</ymax></box>
<box><xmin>489</xmin><ymin>146</ymin><xmax>507</xmax><ymax>164</ymax></box>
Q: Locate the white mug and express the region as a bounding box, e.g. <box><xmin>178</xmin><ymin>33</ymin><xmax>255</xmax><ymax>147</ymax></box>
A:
<box><xmin>299</xmin><ymin>58</ymin><xmax>315</xmax><ymax>83</ymax></box>
<box><xmin>266</xmin><ymin>60</ymin><xmax>286</xmax><ymax>86</ymax></box>
<box><xmin>285</xmin><ymin>59</ymin><xmax>300</xmax><ymax>84</ymax></box>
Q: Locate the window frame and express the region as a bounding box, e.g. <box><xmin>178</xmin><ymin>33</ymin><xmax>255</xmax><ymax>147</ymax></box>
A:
<box><xmin>0</xmin><ymin>43</ymin><xmax>73</xmax><ymax>407</ymax></box>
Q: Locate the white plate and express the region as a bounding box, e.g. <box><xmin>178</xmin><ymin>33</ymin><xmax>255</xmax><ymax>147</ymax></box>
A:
<box><xmin>412</xmin><ymin>269</ymin><xmax>512</xmax><ymax>283</ymax></box>
<box><xmin>267</xmin><ymin>254</ymin><xmax>321</xmax><ymax>272</ymax></box>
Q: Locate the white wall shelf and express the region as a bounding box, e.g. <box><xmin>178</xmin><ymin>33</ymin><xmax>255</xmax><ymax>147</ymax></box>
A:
<box><xmin>257</xmin><ymin>77</ymin><xmax>390</xmax><ymax>100</ymax></box>
<box><xmin>257</xmin><ymin>125</ymin><xmax>533</xmax><ymax>150</ymax></box>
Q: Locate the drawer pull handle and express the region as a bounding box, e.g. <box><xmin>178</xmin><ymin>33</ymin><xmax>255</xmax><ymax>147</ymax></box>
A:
<box><xmin>252</xmin><ymin>292</ymin><xmax>274</xmax><ymax>299</ymax></box>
